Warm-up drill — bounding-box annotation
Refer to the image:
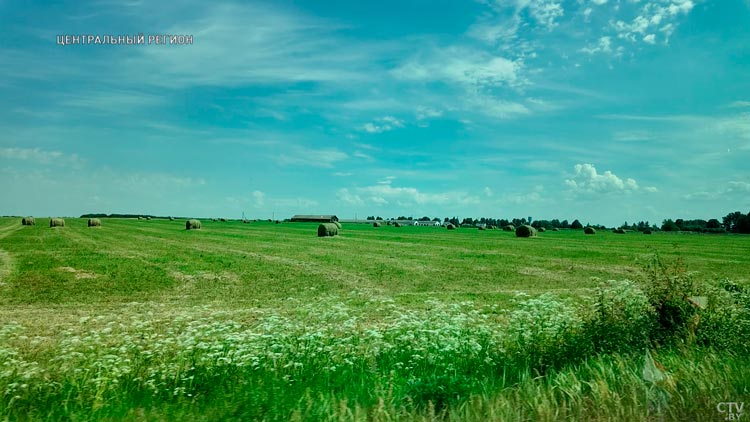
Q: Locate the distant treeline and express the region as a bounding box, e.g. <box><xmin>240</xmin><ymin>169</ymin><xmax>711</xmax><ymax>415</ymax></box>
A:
<box><xmin>365</xmin><ymin>210</ymin><xmax>750</xmax><ymax>234</ymax></box>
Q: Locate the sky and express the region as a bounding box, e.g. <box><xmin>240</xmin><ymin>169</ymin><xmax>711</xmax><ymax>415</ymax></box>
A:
<box><xmin>1</xmin><ymin>0</ymin><xmax>749</xmax><ymax>226</ymax></box>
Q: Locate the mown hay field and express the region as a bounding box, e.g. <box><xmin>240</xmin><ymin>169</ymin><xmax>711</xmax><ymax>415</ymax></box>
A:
<box><xmin>0</xmin><ymin>217</ymin><xmax>748</xmax><ymax>421</ymax></box>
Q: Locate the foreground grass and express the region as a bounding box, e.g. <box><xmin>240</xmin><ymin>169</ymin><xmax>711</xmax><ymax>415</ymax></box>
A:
<box><xmin>0</xmin><ymin>217</ymin><xmax>748</xmax><ymax>420</ymax></box>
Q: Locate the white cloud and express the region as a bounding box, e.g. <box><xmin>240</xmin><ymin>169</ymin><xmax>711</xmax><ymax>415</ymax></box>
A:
<box><xmin>276</xmin><ymin>146</ymin><xmax>349</xmax><ymax>168</ymax></box>
<box><xmin>643</xmin><ymin>34</ymin><xmax>656</xmax><ymax>44</ymax></box>
<box><xmin>252</xmin><ymin>190</ymin><xmax>265</xmax><ymax>206</ymax></box>
<box><xmin>361</xmin><ymin>116</ymin><xmax>405</xmax><ymax>133</ymax></box>
<box><xmin>416</xmin><ymin>106</ymin><xmax>443</xmax><ymax>120</ymax></box>
<box><xmin>685</xmin><ymin>181</ymin><xmax>750</xmax><ymax>201</ymax></box>
<box><xmin>728</xmin><ymin>101</ymin><xmax>750</xmax><ymax>108</ymax></box>
<box><xmin>564</xmin><ymin>163</ymin><xmax>646</xmax><ymax>194</ymax></box>
<box><xmin>484</xmin><ymin>187</ymin><xmax>494</xmax><ymax>197</ymax></box>
<box><xmin>0</xmin><ymin>147</ymin><xmax>83</xmax><ymax>166</ymax></box>
<box><xmin>336</xmin><ymin>188</ymin><xmax>364</xmax><ymax>206</ymax></box>
<box><xmin>392</xmin><ymin>47</ymin><xmax>523</xmax><ymax>89</ymax></box>
<box><xmin>591</xmin><ymin>0</ymin><xmax>608</xmax><ymax>5</ymax></box>
<box><xmin>581</xmin><ymin>36</ymin><xmax>612</xmax><ymax>54</ymax></box>
<box><xmin>340</xmin><ymin>184</ymin><xmax>479</xmax><ymax>207</ymax></box>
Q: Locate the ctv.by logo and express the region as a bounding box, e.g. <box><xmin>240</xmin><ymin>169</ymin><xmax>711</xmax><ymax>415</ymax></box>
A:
<box><xmin>717</xmin><ymin>402</ymin><xmax>744</xmax><ymax>421</ymax></box>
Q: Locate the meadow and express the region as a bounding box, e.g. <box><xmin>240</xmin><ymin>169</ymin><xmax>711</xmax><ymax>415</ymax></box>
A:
<box><xmin>0</xmin><ymin>217</ymin><xmax>748</xmax><ymax>421</ymax></box>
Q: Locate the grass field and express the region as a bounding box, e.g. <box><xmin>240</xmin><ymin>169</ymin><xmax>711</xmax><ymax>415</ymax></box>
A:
<box><xmin>0</xmin><ymin>217</ymin><xmax>748</xmax><ymax>421</ymax></box>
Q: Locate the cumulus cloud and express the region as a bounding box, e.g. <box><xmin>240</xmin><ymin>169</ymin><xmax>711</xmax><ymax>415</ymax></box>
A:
<box><xmin>564</xmin><ymin>163</ymin><xmax>649</xmax><ymax>194</ymax></box>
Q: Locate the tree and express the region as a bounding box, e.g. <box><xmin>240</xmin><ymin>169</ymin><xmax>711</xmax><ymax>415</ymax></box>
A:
<box><xmin>707</xmin><ymin>219</ymin><xmax>721</xmax><ymax>229</ymax></box>
<box><xmin>661</xmin><ymin>219</ymin><xmax>679</xmax><ymax>232</ymax></box>
<box><xmin>737</xmin><ymin>213</ymin><xmax>750</xmax><ymax>234</ymax></box>
<box><xmin>571</xmin><ymin>219</ymin><xmax>583</xmax><ymax>229</ymax></box>
<box><xmin>723</xmin><ymin>211</ymin><xmax>743</xmax><ymax>232</ymax></box>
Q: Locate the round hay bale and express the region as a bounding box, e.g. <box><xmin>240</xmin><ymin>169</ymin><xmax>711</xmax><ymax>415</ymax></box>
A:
<box><xmin>538</xmin><ymin>227</ymin><xmax>546</xmax><ymax>232</ymax></box>
<box><xmin>50</xmin><ymin>218</ymin><xmax>65</xmax><ymax>228</ymax></box>
<box><xmin>138</xmin><ymin>216</ymin><xmax>143</xmax><ymax>221</ymax></box>
<box><xmin>478</xmin><ymin>226</ymin><xmax>485</xmax><ymax>231</ymax></box>
<box><xmin>318</xmin><ymin>223</ymin><xmax>338</xmax><ymax>237</ymax></box>
<box><xmin>643</xmin><ymin>229</ymin><xmax>652</xmax><ymax>234</ymax></box>
<box><xmin>333</xmin><ymin>221</ymin><xmax>342</xmax><ymax>229</ymax></box>
<box><xmin>373</xmin><ymin>222</ymin><xmax>381</xmax><ymax>227</ymax></box>
<box><xmin>552</xmin><ymin>228</ymin><xmax>560</xmax><ymax>231</ymax></box>
<box><xmin>22</xmin><ymin>217</ymin><xmax>35</xmax><ymax>226</ymax></box>
<box><xmin>146</xmin><ymin>216</ymin><xmax>151</xmax><ymax>220</ymax></box>
<box><xmin>87</xmin><ymin>218</ymin><xmax>101</xmax><ymax>227</ymax></box>
<box><xmin>446</xmin><ymin>223</ymin><xmax>456</xmax><ymax>230</ymax></box>
<box><xmin>394</xmin><ymin>222</ymin><xmax>401</xmax><ymax>227</ymax></box>
<box><xmin>169</xmin><ymin>216</ymin><xmax>175</xmax><ymax>221</ymax></box>
<box><xmin>515</xmin><ymin>225</ymin><xmax>537</xmax><ymax>238</ymax></box>
<box><xmin>186</xmin><ymin>219</ymin><xmax>202</xmax><ymax>230</ymax></box>
<box><xmin>503</xmin><ymin>224</ymin><xmax>515</xmax><ymax>232</ymax></box>
<box><xmin>220</xmin><ymin>218</ymin><xmax>227</xmax><ymax>222</ymax></box>
<box><xmin>584</xmin><ymin>227</ymin><xmax>596</xmax><ymax>235</ymax></box>
<box><xmin>613</xmin><ymin>228</ymin><xmax>626</xmax><ymax>234</ymax></box>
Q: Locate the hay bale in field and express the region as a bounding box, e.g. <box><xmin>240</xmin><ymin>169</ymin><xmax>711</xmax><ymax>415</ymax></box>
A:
<box><xmin>394</xmin><ymin>222</ymin><xmax>401</xmax><ymax>227</ymax></box>
<box><xmin>318</xmin><ymin>223</ymin><xmax>338</xmax><ymax>237</ymax></box>
<box><xmin>146</xmin><ymin>216</ymin><xmax>151</xmax><ymax>220</ymax></box>
<box><xmin>552</xmin><ymin>228</ymin><xmax>560</xmax><ymax>231</ymax></box>
<box><xmin>333</xmin><ymin>221</ymin><xmax>342</xmax><ymax>229</ymax></box>
<box><xmin>242</xmin><ymin>220</ymin><xmax>249</xmax><ymax>224</ymax></box>
<box><xmin>503</xmin><ymin>224</ymin><xmax>515</xmax><ymax>232</ymax></box>
<box><xmin>613</xmin><ymin>228</ymin><xmax>626</xmax><ymax>234</ymax></box>
<box><xmin>220</xmin><ymin>218</ymin><xmax>227</xmax><ymax>222</ymax></box>
<box><xmin>186</xmin><ymin>219</ymin><xmax>202</xmax><ymax>230</ymax></box>
<box><xmin>87</xmin><ymin>218</ymin><xmax>101</xmax><ymax>227</ymax></box>
<box><xmin>138</xmin><ymin>216</ymin><xmax>143</xmax><ymax>220</ymax></box>
<box><xmin>21</xmin><ymin>217</ymin><xmax>35</xmax><ymax>226</ymax></box>
<box><xmin>643</xmin><ymin>229</ymin><xmax>652</xmax><ymax>234</ymax></box>
<box><xmin>538</xmin><ymin>227</ymin><xmax>546</xmax><ymax>232</ymax></box>
<box><xmin>50</xmin><ymin>218</ymin><xmax>65</xmax><ymax>227</ymax></box>
<box><xmin>373</xmin><ymin>222</ymin><xmax>381</xmax><ymax>227</ymax></box>
<box><xmin>478</xmin><ymin>226</ymin><xmax>486</xmax><ymax>231</ymax></box>
<box><xmin>584</xmin><ymin>227</ymin><xmax>596</xmax><ymax>235</ymax></box>
<box><xmin>515</xmin><ymin>225</ymin><xmax>537</xmax><ymax>238</ymax></box>
<box><xmin>487</xmin><ymin>225</ymin><xmax>495</xmax><ymax>230</ymax></box>
<box><xmin>169</xmin><ymin>216</ymin><xmax>175</xmax><ymax>221</ymax></box>
<box><xmin>446</xmin><ymin>223</ymin><xmax>456</xmax><ymax>230</ymax></box>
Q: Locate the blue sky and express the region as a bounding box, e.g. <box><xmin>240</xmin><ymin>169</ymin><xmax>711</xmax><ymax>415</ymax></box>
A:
<box><xmin>1</xmin><ymin>0</ymin><xmax>748</xmax><ymax>226</ymax></box>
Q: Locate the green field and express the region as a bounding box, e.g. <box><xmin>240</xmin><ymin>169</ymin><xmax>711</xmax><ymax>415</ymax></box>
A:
<box><xmin>0</xmin><ymin>217</ymin><xmax>748</xmax><ymax>421</ymax></box>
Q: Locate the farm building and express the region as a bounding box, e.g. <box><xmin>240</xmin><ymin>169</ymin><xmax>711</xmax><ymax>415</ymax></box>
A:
<box><xmin>416</xmin><ymin>221</ymin><xmax>442</xmax><ymax>227</ymax></box>
<box><xmin>290</xmin><ymin>215</ymin><xmax>339</xmax><ymax>223</ymax></box>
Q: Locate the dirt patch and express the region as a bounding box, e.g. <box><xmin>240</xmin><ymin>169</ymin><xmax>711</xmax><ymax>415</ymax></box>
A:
<box><xmin>57</xmin><ymin>267</ymin><xmax>99</xmax><ymax>280</ymax></box>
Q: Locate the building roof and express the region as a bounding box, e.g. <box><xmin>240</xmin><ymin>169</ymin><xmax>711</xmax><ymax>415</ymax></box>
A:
<box><xmin>290</xmin><ymin>215</ymin><xmax>338</xmax><ymax>221</ymax></box>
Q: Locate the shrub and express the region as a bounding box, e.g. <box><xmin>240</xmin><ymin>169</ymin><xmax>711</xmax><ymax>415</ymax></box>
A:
<box><xmin>186</xmin><ymin>219</ymin><xmax>202</xmax><ymax>230</ymax></box>
<box><xmin>583</xmin><ymin>280</ymin><xmax>655</xmax><ymax>354</ymax></box>
<box><xmin>641</xmin><ymin>255</ymin><xmax>699</xmax><ymax>347</ymax></box>
<box><xmin>318</xmin><ymin>223</ymin><xmax>339</xmax><ymax>237</ymax></box>
<box><xmin>515</xmin><ymin>225</ymin><xmax>537</xmax><ymax>238</ymax></box>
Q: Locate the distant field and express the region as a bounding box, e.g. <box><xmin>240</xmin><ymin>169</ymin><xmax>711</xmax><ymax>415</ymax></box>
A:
<box><xmin>0</xmin><ymin>217</ymin><xmax>747</xmax><ymax>310</ymax></box>
<box><xmin>0</xmin><ymin>217</ymin><xmax>748</xmax><ymax>421</ymax></box>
